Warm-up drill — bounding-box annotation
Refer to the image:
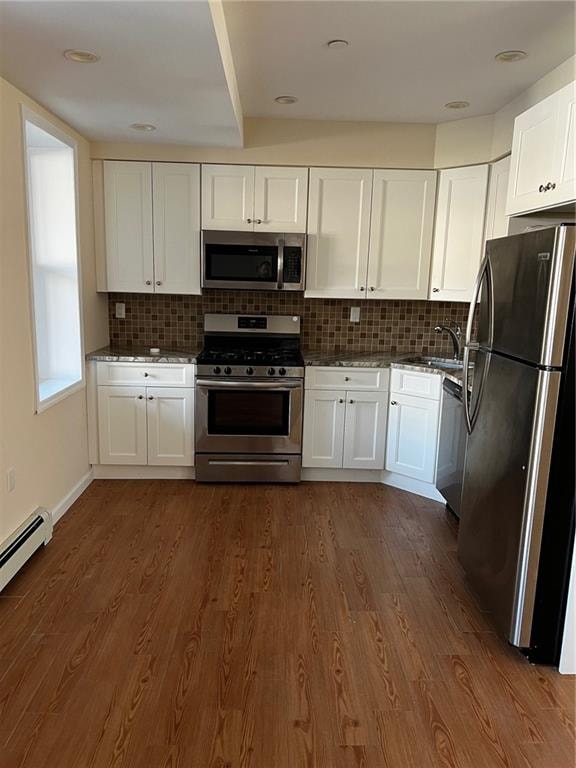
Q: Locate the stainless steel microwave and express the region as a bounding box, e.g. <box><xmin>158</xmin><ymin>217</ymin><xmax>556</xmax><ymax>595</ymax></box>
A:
<box><xmin>201</xmin><ymin>231</ymin><xmax>306</xmax><ymax>291</ymax></box>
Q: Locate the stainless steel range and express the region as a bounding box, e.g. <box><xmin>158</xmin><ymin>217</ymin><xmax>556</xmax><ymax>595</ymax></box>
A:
<box><xmin>195</xmin><ymin>314</ymin><xmax>304</xmax><ymax>483</ymax></box>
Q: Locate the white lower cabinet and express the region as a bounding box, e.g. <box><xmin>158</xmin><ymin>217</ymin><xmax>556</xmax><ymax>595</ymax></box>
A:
<box><xmin>96</xmin><ymin>364</ymin><xmax>195</xmax><ymax>467</ymax></box>
<box><xmin>343</xmin><ymin>391</ymin><xmax>388</xmax><ymax>469</ymax></box>
<box><xmin>302</xmin><ymin>368</ymin><xmax>389</xmax><ymax>470</ymax></box>
<box><xmin>146</xmin><ymin>387</ymin><xmax>194</xmax><ymax>466</ymax></box>
<box><xmin>385</xmin><ymin>392</ymin><xmax>440</xmax><ymax>483</ymax></box>
<box><xmin>98</xmin><ymin>386</ymin><xmax>148</xmax><ymax>465</ymax></box>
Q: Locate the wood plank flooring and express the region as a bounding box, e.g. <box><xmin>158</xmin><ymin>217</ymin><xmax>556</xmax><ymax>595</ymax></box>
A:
<box><xmin>0</xmin><ymin>480</ymin><xmax>574</xmax><ymax>768</ymax></box>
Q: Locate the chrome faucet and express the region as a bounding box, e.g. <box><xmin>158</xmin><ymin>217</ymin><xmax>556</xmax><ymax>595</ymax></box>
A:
<box><xmin>434</xmin><ymin>322</ymin><xmax>462</xmax><ymax>360</ymax></box>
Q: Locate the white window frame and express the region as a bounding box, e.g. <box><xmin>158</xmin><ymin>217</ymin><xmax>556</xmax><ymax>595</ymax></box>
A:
<box><xmin>21</xmin><ymin>105</ymin><xmax>85</xmax><ymax>414</ymax></box>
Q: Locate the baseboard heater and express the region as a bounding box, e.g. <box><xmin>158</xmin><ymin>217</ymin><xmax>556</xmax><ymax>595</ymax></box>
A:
<box><xmin>0</xmin><ymin>508</ymin><xmax>53</xmax><ymax>592</ymax></box>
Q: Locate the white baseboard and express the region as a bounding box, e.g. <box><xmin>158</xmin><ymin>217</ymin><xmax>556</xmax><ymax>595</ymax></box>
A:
<box><xmin>92</xmin><ymin>465</ymin><xmax>195</xmax><ymax>480</ymax></box>
<box><xmin>302</xmin><ymin>468</ymin><xmax>383</xmax><ymax>483</ymax></box>
<box><xmin>381</xmin><ymin>470</ymin><xmax>445</xmax><ymax>502</ymax></box>
<box><xmin>51</xmin><ymin>468</ymin><xmax>94</xmax><ymax>525</ymax></box>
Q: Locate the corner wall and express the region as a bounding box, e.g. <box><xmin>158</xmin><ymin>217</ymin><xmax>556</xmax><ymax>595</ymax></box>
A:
<box><xmin>0</xmin><ymin>77</ymin><xmax>108</xmax><ymax>545</ymax></box>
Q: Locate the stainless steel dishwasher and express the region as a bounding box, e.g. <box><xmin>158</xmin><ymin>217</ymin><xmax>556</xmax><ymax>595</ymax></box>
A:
<box><xmin>436</xmin><ymin>378</ymin><xmax>468</xmax><ymax>518</ymax></box>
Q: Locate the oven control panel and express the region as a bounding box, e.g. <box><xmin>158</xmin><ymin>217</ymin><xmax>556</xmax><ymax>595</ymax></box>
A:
<box><xmin>197</xmin><ymin>364</ymin><xmax>304</xmax><ymax>379</ymax></box>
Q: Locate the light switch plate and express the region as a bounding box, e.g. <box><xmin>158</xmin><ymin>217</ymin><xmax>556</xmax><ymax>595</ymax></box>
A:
<box><xmin>115</xmin><ymin>302</ymin><xmax>126</xmax><ymax>319</ymax></box>
<box><xmin>350</xmin><ymin>306</ymin><xmax>361</xmax><ymax>323</ymax></box>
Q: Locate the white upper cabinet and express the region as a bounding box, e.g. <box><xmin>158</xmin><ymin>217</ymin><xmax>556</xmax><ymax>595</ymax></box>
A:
<box><xmin>253</xmin><ymin>166</ymin><xmax>308</xmax><ymax>232</ymax></box>
<box><xmin>201</xmin><ymin>164</ymin><xmax>255</xmax><ymax>231</ymax></box>
<box><xmin>102</xmin><ymin>160</ymin><xmax>200</xmax><ymax>294</ymax></box>
<box><xmin>507</xmin><ymin>81</ymin><xmax>576</xmax><ymax>215</ymax></box>
<box><xmin>367</xmin><ymin>170</ymin><xmax>437</xmax><ymax>299</ymax></box>
<box><xmin>104</xmin><ymin>161</ymin><xmax>154</xmax><ymax>293</ymax></box>
<box><xmin>484</xmin><ymin>155</ymin><xmax>511</xmax><ymax>242</ymax></box>
<box><xmin>306</xmin><ymin>167</ymin><xmax>373</xmax><ymax>298</ymax></box>
<box><xmin>201</xmin><ymin>164</ymin><xmax>308</xmax><ymax>232</ymax></box>
<box><xmin>152</xmin><ymin>163</ymin><xmax>201</xmax><ymax>294</ymax></box>
<box><xmin>429</xmin><ymin>164</ymin><xmax>489</xmax><ymax>302</ymax></box>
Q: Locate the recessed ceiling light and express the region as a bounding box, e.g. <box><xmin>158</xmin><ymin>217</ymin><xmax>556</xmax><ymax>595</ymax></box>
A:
<box><xmin>495</xmin><ymin>50</ymin><xmax>528</xmax><ymax>63</ymax></box>
<box><xmin>274</xmin><ymin>96</ymin><xmax>298</xmax><ymax>105</ymax></box>
<box><xmin>63</xmin><ymin>49</ymin><xmax>100</xmax><ymax>63</ymax></box>
<box><xmin>130</xmin><ymin>123</ymin><xmax>156</xmax><ymax>132</ymax></box>
<box><xmin>327</xmin><ymin>39</ymin><xmax>349</xmax><ymax>49</ymax></box>
<box><xmin>445</xmin><ymin>101</ymin><xmax>470</xmax><ymax>110</ymax></box>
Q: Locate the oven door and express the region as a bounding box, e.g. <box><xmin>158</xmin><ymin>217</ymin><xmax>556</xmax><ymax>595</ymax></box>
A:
<box><xmin>195</xmin><ymin>379</ymin><xmax>303</xmax><ymax>454</ymax></box>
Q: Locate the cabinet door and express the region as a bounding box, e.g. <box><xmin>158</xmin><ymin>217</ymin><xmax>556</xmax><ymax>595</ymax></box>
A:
<box><xmin>201</xmin><ymin>164</ymin><xmax>255</xmax><ymax>230</ymax></box>
<box><xmin>152</xmin><ymin>163</ymin><xmax>201</xmax><ymax>294</ymax></box>
<box><xmin>146</xmin><ymin>387</ymin><xmax>194</xmax><ymax>466</ymax></box>
<box><xmin>385</xmin><ymin>393</ymin><xmax>439</xmax><ymax>482</ymax></box>
<box><xmin>506</xmin><ymin>91</ymin><xmax>559</xmax><ymax>215</ymax></box>
<box><xmin>343</xmin><ymin>390</ymin><xmax>388</xmax><ymax>470</ymax></box>
<box><xmin>306</xmin><ymin>168</ymin><xmax>373</xmax><ymax>299</ymax></box>
<box><xmin>429</xmin><ymin>165</ymin><xmax>489</xmax><ymax>302</ymax></box>
<box><xmin>103</xmin><ymin>161</ymin><xmax>154</xmax><ymax>292</ymax></box>
<box><xmin>253</xmin><ymin>166</ymin><xmax>308</xmax><ymax>232</ymax></box>
<box><xmin>551</xmin><ymin>81</ymin><xmax>576</xmax><ymax>208</ymax></box>
<box><xmin>98</xmin><ymin>386</ymin><xmax>147</xmax><ymax>465</ymax></box>
<box><xmin>484</xmin><ymin>156</ymin><xmax>510</xmax><ymax>242</ymax></box>
<box><xmin>367</xmin><ymin>170</ymin><xmax>437</xmax><ymax>299</ymax></box>
<box><xmin>302</xmin><ymin>390</ymin><xmax>346</xmax><ymax>468</ymax></box>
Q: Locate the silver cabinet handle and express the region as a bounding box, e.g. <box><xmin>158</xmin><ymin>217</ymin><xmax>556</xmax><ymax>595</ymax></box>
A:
<box><xmin>390</xmin><ymin>400</ymin><xmax>398</xmax><ymax>405</ymax></box>
<box><xmin>145</xmin><ymin>280</ymin><xmax>151</xmax><ymax>285</ymax></box>
<box><xmin>148</xmin><ymin>395</ymin><xmax>154</xmax><ymax>400</ymax></box>
<box><xmin>137</xmin><ymin>395</ymin><xmax>144</xmax><ymax>400</ymax></box>
<box><xmin>156</xmin><ymin>281</ymin><xmax>162</xmax><ymax>286</ymax></box>
<box><xmin>338</xmin><ymin>398</ymin><xmax>344</xmax><ymax>404</ymax></box>
<box><xmin>432</xmin><ymin>288</ymin><xmax>440</xmax><ymax>293</ymax></box>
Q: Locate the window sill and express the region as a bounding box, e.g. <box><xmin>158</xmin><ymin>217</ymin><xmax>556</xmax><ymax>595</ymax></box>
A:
<box><xmin>37</xmin><ymin>377</ymin><xmax>85</xmax><ymax>414</ymax></box>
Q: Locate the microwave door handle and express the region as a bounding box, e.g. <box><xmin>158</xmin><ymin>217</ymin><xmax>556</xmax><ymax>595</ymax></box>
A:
<box><xmin>277</xmin><ymin>238</ymin><xmax>285</xmax><ymax>289</ymax></box>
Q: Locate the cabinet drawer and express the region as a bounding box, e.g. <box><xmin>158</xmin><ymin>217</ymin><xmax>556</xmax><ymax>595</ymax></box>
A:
<box><xmin>305</xmin><ymin>367</ymin><xmax>389</xmax><ymax>391</ymax></box>
<box><xmin>96</xmin><ymin>362</ymin><xmax>194</xmax><ymax>387</ymax></box>
<box><xmin>390</xmin><ymin>368</ymin><xmax>441</xmax><ymax>400</ymax></box>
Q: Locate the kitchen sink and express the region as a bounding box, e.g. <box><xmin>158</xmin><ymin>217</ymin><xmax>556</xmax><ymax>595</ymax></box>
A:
<box><xmin>402</xmin><ymin>356</ymin><xmax>466</xmax><ymax>371</ymax></box>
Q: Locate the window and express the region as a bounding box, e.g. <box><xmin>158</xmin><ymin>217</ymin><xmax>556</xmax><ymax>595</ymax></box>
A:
<box><xmin>22</xmin><ymin>109</ymin><xmax>83</xmax><ymax>411</ymax></box>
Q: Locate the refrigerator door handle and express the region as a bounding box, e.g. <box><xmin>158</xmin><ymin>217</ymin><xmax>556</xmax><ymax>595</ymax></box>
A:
<box><xmin>464</xmin><ymin>255</ymin><xmax>492</xmax><ymax>434</ymax></box>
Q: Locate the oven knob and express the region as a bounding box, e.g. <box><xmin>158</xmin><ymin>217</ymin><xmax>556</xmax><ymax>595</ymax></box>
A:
<box><xmin>213</xmin><ymin>366</ymin><xmax>221</xmax><ymax>375</ymax></box>
<box><xmin>267</xmin><ymin>367</ymin><xmax>276</xmax><ymax>376</ymax></box>
<box><xmin>246</xmin><ymin>367</ymin><xmax>254</xmax><ymax>376</ymax></box>
<box><xmin>278</xmin><ymin>367</ymin><xmax>287</xmax><ymax>376</ymax></box>
<box><xmin>224</xmin><ymin>366</ymin><xmax>232</xmax><ymax>375</ymax></box>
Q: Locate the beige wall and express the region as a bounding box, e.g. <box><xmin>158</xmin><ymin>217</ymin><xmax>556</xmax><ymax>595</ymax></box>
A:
<box><xmin>435</xmin><ymin>55</ymin><xmax>576</xmax><ymax>168</ymax></box>
<box><xmin>0</xmin><ymin>77</ymin><xmax>108</xmax><ymax>545</ymax></box>
<box><xmin>91</xmin><ymin>116</ymin><xmax>437</xmax><ymax>168</ymax></box>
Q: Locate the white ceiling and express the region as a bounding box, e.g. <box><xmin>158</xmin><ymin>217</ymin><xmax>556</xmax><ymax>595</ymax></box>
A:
<box><xmin>0</xmin><ymin>1</ymin><xmax>243</xmax><ymax>145</ymax></box>
<box><xmin>224</xmin><ymin>0</ymin><xmax>576</xmax><ymax>123</ymax></box>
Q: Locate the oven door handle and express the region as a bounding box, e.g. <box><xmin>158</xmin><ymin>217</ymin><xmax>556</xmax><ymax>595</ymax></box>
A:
<box><xmin>196</xmin><ymin>379</ymin><xmax>302</xmax><ymax>390</ymax></box>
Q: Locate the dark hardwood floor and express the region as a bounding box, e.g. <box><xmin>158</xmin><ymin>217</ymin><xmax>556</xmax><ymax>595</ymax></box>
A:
<box><xmin>0</xmin><ymin>480</ymin><xmax>574</xmax><ymax>767</ymax></box>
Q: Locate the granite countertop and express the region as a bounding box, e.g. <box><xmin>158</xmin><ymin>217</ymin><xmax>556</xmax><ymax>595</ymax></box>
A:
<box><xmin>86</xmin><ymin>346</ymin><xmax>199</xmax><ymax>364</ymax></box>
<box><xmin>303</xmin><ymin>350</ymin><xmax>415</xmax><ymax>368</ymax></box>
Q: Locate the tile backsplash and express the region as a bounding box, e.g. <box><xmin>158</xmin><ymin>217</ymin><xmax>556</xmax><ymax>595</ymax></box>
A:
<box><xmin>108</xmin><ymin>292</ymin><xmax>474</xmax><ymax>356</ymax></box>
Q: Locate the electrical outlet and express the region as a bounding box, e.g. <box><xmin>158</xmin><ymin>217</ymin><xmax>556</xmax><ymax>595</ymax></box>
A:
<box><xmin>350</xmin><ymin>306</ymin><xmax>361</xmax><ymax>323</ymax></box>
<box><xmin>115</xmin><ymin>302</ymin><xmax>126</xmax><ymax>319</ymax></box>
<box><xmin>6</xmin><ymin>467</ymin><xmax>15</xmax><ymax>493</ymax></box>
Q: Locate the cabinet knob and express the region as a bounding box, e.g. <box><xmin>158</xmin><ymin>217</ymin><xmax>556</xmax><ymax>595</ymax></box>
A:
<box><xmin>349</xmin><ymin>399</ymin><xmax>355</xmax><ymax>404</ymax></box>
<box><xmin>432</xmin><ymin>288</ymin><xmax>440</xmax><ymax>293</ymax></box>
<box><xmin>137</xmin><ymin>395</ymin><xmax>144</xmax><ymax>400</ymax></box>
<box><xmin>145</xmin><ymin>280</ymin><xmax>152</xmax><ymax>285</ymax></box>
<box><xmin>338</xmin><ymin>398</ymin><xmax>344</xmax><ymax>404</ymax></box>
<box><xmin>156</xmin><ymin>281</ymin><xmax>162</xmax><ymax>286</ymax></box>
<box><xmin>148</xmin><ymin>395</ymin><xmax>154</xmax><ymax>400</ymax></box>
<box><xmin>344</xmin><ymin>376</ymin><xmax>350</xmax><ymax>381</ymax></box>
<box><xmin>539</xmin><ymin>184</ymin><xmax>545</xmax><ymax>193</ymax></box>
<box><xmin>369</xmin><ymin>286</ymin><xmax>375</xmax><ymax>292</ymax></box>
<box><xmin>360</xmin><ymin>286</ymin><xmax>365</xmax><ymax>292</ymax></box>
<box><xmin>255</xmin><ymin>218</ymin><xmax>262</xmax><ymax>224</ymax></box>
<box><xmin>246</xmin><ymin>218</ymin><xmax>253</xmax><ymax>223</ymax></box>
<box><xmin>143</xmin><ymin>372</ymin><xmax>149</xmax><ymax>377</ymax></box>
<box><xmin>390</xmin><ymin>400</ymin><xmax>398</xmax><ymax>405</ymax></box>
<box><xmin>549</xmin><ymin>182</ymin><xmax>556</xmax><ymax>190</ymax></box>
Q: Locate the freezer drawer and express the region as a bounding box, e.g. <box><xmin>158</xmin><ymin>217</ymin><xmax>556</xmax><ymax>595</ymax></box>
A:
<box><xmin>458</xmin><ymin>351</ymin><xmax>561</xmax><ymax>646</ymax></box>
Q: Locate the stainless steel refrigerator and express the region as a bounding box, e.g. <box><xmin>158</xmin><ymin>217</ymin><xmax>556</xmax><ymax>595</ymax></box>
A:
<box><xmin>458</xmin><ymin>224</ymin><xmax>575</xmax><ymax>664</ymax></box>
